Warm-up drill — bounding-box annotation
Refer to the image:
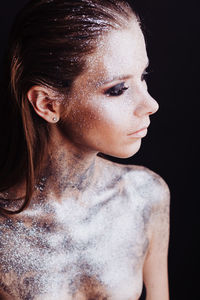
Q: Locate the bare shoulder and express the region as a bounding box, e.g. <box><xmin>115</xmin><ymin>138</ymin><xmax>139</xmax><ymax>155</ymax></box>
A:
<box><xmin>124</xmin><ymin>164</ymin><xmax>170</xmax><ymax>248</ymax></box>
<box><xmin>125</xmin><ymin>164</ymin><xmax>170</xmax><ymax>206</ymax></box>
<box><xmin>98</xmin><ymin>157</ymin><xmax>170</xmax><ymax>249</ymax></box>
<box><xmin>97</xmin><ymin>157</ymin><xmax>170</xmax><ymax>235</ymax></box>
<box><xmin>97</xmin><ymin>156</ymin><xmax>170</xmax><ymax>208</ymax></box>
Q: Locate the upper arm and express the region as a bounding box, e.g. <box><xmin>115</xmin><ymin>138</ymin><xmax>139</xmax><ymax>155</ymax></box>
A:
<box><xmin>143</xmin><ymin>176</ymin><xmax>170</xmax><ymax>300</ymax></box>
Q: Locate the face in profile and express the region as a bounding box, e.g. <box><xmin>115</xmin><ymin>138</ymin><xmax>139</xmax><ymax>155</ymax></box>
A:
<box><xmin>58</xmin><ymin>18</ymin><xmax>159</xmax><ymax>158</ymax></box>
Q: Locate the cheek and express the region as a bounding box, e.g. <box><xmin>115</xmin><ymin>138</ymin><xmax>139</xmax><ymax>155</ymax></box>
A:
<box><xmin>93</xmin><ymin>100</ymin><xmax>134</xmax><ymax>131</ymax></box>
<box><xmin>84</xmin><ymin>102</ymin><xmax>125</xmax><ymax>133</ymax></box>
<box><xmin>58</xmin><ymin>100</ymin><xmax>105</xmax><ymax>141</ymax></box>
<box><xmin>58</xmin><ymin>99</ymin><xmax>142</xmax><ymax>158</ymax></box>
<box><xmin>59</xmin><ymin>96</ymin><xmax>136</xmax><ymax>146</ymax></box>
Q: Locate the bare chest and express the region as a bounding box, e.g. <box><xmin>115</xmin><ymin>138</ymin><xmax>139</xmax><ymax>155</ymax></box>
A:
<box><xmin>0</xmin><ymin>191</ymin><xmax>150</xmax><ymax>300</ymax></box>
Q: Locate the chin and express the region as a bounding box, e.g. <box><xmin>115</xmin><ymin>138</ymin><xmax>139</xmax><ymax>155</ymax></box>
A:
<box><xmin>102</xmin><ymin>139</ymin><xmax>142</xmax><ymax>159</ymax></box>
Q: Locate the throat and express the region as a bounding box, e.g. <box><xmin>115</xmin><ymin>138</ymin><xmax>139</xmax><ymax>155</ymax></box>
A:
<box><xmin>34</xmin><ymin>145</ymin><xmax>98</xmax><ymax>202</ymax></box>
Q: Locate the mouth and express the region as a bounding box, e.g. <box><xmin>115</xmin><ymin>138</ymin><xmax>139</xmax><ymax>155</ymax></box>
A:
<box><xmin>128</xmin><ymin>127</ymin><xmax>149</xmax><ymax>138</ymax></box>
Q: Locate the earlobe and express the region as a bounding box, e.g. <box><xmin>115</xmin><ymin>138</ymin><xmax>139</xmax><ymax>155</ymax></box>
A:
<box><xmin>27</xmin><ymin>86</ymin><xmax>60</xmax><ymax>123</ymax></box>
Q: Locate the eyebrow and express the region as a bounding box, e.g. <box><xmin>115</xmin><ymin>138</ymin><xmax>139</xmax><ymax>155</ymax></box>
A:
<box><xmin>96</xmin><ymin>74</ymin><xmax>132</xmax><ymax>87</ymax></box>
<box><xmin>96</xmin><ymin>60</ymin><xmax>149</xmax><ymax>87</ymax></box>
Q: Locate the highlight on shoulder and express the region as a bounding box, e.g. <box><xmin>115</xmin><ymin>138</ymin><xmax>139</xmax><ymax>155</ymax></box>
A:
<box><xmin>97</xmin><ymin>156</ymin><xmax>170</xmax><ymax>208</ymax></box>
<box><xmin>124</xmin><ymin>164</ymin><xmax>170</xmax><ymax>204</ymax></box>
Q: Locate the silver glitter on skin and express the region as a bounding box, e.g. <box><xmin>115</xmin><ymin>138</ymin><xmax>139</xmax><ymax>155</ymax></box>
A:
<box><xmin>35</xmin><ymin>177</ymin><xmax>47</xmax><ymax>192</ymax></box>
<box><xmin>0</xmin><ymin>163</ymin><xmax>169</xmax><ymax>300</ymax></box>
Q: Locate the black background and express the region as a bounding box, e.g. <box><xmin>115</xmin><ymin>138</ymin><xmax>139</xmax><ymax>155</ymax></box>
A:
<box><xmin>0</xmin><ymin>1</ymin><xmax>199</xmax><ymax>299</ymax></box>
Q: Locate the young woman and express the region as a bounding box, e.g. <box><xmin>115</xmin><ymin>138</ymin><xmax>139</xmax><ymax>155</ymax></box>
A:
<box><xmin>0</xmin><ymin>0</ymin><xmax>170</xmax><ymax>299</ymax></box>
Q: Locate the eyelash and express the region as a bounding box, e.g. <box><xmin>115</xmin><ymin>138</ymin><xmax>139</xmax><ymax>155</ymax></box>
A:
<box><xmin>105</xmin><ymin>82</ymin><xmax>128</xmax><ymax>97</ymax></box>
<box><xmin>104</xmin><ymin>70</ymin><xmax>150</xmax><ymax>97</ymax></box>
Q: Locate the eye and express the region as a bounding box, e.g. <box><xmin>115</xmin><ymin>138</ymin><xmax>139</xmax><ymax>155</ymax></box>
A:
<box><xmin>105</xmin><ymin>82</ymin><xmax>129</xmax><ymax>97</ymax></box>
<box><xmin>141</xmin><ymin>70</ymin><xmax>149</xmax><ymax>81</ymax></box>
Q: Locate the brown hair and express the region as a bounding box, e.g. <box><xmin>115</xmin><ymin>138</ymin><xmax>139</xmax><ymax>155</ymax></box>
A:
<box><xmin>0</xmin><ymin>0</ymin><xmax>137</xmax><ymax>214</ymax></box>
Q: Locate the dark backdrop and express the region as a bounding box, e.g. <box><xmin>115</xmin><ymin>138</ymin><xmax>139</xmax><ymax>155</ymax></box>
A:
<box><xmin>0</xmin><ymin>1</ymin><xmax>199</xmax><ymax>299</ymax></box>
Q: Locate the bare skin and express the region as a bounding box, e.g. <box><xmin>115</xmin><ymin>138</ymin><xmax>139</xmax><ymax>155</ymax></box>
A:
<box><xmin>0</xmin><ymin>18</ymin><xmax>170</xmax><ymax>300</ymax></box>
<box><xmin>0</xmin><ymin>156</ymin><xmax>169</xmax><ymax>300</ymax></box>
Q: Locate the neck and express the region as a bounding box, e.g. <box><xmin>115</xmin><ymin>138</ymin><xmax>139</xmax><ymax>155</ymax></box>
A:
<box><xmin>35</xmin><ymin>136</ymin><xmax>98</xmax><ymax>202</ymax></box>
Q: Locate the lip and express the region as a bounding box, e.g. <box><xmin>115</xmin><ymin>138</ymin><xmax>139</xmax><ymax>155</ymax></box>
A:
<box><xmin>128</xmin><ymin>127</ymin><xmax>148</xmax><ymax>138</ymax></box>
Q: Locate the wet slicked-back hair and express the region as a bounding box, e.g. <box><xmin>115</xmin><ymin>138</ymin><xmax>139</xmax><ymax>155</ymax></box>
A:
<box><xmin>0</xmin><ymin>0</ymin><xmax>137</xmax><ymax>214</ymax></box>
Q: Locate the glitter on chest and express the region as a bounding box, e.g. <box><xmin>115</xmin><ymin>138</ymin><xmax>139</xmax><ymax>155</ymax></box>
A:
<box><xmin>0</xmin><ymin>191</ymin><xmax>148</xmax><ymax>297</ymax></box>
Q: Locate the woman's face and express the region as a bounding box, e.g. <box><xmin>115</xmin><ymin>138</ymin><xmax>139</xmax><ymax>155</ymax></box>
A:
<box><xmin>59</xmin><ymin>19</ymin><xmax>159</xmax><ymax>158</ymax></box>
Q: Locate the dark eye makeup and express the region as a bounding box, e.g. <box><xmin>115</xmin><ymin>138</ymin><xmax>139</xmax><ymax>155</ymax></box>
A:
<box><xmin>105</xmin><ymin>82</ymin><xmax>129</xmax><ymax>97</ymax></box>
<box><xmin>104</xmin><ymin>69</ymin><xmax>150</xmax><ymax>97</ymax></box>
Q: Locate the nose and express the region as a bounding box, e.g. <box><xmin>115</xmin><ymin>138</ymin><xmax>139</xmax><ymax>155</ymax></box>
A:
<box><xmin>134</xmin><ymin>92</ymin><xmax>159</xmax><ymax>117</ymax></box>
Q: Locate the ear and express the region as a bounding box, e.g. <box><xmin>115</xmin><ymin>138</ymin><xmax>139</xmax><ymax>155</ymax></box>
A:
<box><xmin>27</xmin><ymin>86</ymin><xmax>61</xmax><ymax>123</ymax></box>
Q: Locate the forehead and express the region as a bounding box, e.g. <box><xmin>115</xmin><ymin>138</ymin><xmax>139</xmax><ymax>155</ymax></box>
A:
<box><xmin>85</xmin><ymin>19</ymin><xmax>148</xmax><ymax>81</ymax></box>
